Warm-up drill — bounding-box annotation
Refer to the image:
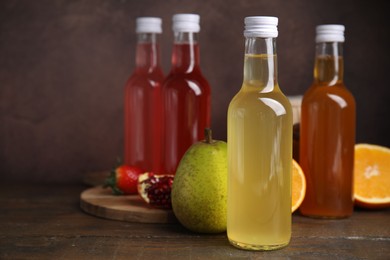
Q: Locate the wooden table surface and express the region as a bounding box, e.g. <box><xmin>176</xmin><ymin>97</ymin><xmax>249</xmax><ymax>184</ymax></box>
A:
<box><xmin>0</xmin><ymin>183</ymin><xmax>389</xmax><ymax>259</ymax></box>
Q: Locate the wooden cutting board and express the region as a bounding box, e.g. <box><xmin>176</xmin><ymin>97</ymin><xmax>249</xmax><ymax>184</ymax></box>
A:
<box><xmin>80</xmin><ymin>186</ymin><xmax>177</xmax><ymax>223</ymax></box>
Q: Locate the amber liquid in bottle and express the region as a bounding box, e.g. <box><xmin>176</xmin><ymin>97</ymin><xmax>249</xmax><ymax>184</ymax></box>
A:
<box><xmin>300</xmin><ymin>42</ymin><xmax>355</xmax><ymax>218</ymax></box>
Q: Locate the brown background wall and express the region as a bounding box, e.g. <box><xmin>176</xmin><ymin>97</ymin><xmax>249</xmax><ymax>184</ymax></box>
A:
<box><xmin>1</xmin><ymin>0</ymin><xmax>389</xmax><ymax>183</ymax></box>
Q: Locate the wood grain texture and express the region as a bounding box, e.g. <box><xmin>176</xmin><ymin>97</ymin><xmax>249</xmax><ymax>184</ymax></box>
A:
<box><xmin>80</xmin><ymin>186</ymin><xmax>176</xmax><ymax>223</ymax></box>
<box><xmin>1</xmin><ymin>184</ymin><xmax>390</xmax><ymax>259</ymax></box>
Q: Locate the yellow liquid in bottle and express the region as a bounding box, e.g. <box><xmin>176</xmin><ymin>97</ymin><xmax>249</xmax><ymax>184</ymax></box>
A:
<box><xmin>227</xmin><ymin>54</ymin><xmax>292</xmax><ymax>250</ymax></box>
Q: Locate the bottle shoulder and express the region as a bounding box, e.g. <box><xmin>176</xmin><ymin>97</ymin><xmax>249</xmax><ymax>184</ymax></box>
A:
<box><xmin>231</xmin><ymin>85</ymin><xmax>290</xmax><ymax>101</ymax></box>
<box><xmin>130</xmin><ymin>67</ymin><xmax>164</xmax><ymax>77</ymax></box>
<box><xmin>163</xmin><ymin>70</ymin><xmax>211</xmax><ymax>90</ymax></box>
<box><xmin>302</xmin><ymin>84</ymin><xmax>356</xmax><ymax>111</ymax></box>
<box><xmin>166</xmin><ymin>66</ymin><xmax>206</xmax><ymax>79</ymax></box>
<box><xmin>303</xmin><ymin>83</ymin><xmax>355</xmax><ymax>106</ymax></box>
<box><xmin>229</xmin><ymin>87</ymin><xmax>292</xmax><ymax>115</ymax></box>
<box><xmin>125</xmin><ymin>70</ymin><xmax>164</xmax><ymax>88</ymax></box>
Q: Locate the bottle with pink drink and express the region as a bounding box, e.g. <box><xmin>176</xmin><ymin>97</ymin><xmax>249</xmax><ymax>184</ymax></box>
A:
<box><xmin>124</xmin><ymin>17</ymin><xmax>164</xmax><ymax>172</ymax></box>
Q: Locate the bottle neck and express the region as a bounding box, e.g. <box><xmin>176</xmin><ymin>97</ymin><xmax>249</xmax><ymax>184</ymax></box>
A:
<box><xmin>243</xmin><ymin>37</ymin><xmax>278</xmax><ymax>92</ymax></box>
<box><xmin>135</xmin><ymin>33</ymin><xmax>161</xmax><ymax>72</ymax></box>
<box><xmin>171</xmin><ymin>32</ymin><xmax>200</xmax><ymax>73</ymax></box>
<box><xmin>313</xmin><ymin>42</ymin><xmax>344</xmax><ymax>85</ymax></box>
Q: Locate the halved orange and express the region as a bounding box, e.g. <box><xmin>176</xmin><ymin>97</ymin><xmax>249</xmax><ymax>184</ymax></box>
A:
<box><xmin>292</xmin><ymin>159</ymin><xmax>306</xmax><ymax>213</ymax></box>
<box><xmin>354</xmin><ymin>144</ymin><xmax>390</xmax><ymax>209</ymax></box>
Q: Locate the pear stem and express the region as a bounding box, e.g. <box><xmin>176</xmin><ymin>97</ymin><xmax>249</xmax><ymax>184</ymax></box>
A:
<box><xmin>204</xmin><ymin>128</ymin><xmax>213</xmax><ymax>144</ymax></box>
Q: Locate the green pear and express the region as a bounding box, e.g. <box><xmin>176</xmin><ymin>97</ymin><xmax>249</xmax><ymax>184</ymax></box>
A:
<box><xmin>171</xmin><ymin>128</ymin><xmax>227</xmax><ymax>233</ymax></box>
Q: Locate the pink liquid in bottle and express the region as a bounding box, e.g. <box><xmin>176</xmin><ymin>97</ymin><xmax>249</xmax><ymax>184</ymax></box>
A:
<box><xmin>124</xmin><ymin>18</ymin><xmax>164</xmax><ymax>173</ymax></box>
<box><xmin>163</xmin><ymin>14</ymin><xmax>211</xmax><ymax>174</ymax></box>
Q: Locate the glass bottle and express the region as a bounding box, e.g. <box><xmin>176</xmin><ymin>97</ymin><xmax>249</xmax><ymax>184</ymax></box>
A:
<box><xmin>299</xmin><ymin>25</ymin><xmax>356</xmax><ymax>218</ymax></box>
<box><xmin>124</xmin><ymin>17</ymin><xmax>164</xmax><ymax>173</ymax></box>
<box><xmin>227</xmin><ymin>16</ymin><xmax>292</xmax><ymax>250</ymax></box>
<box><xmin>163</xmin><ymin>14</ymin><xmax>211</xmax><ymax>174</ymax></box>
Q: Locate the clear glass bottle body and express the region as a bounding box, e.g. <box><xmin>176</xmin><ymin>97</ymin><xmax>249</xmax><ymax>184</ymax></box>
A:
<box><xmin>227</xmin><ymin>37</ymin><xmax>292</xmax><ymax>250</ymax></box>
<box><xmin>300</xmin><ymin>42</ymin><xmax>356</xmax><ymax>218</ymax></box>
<box><xmin>124</xmin><ymin>33</ymin><xmax>164</xmax><ymax>172</ymax></box>
<box><xmin>163</xmin><ymin>32</ymin><xmax>211</xmax><ymax>174</ymax></box>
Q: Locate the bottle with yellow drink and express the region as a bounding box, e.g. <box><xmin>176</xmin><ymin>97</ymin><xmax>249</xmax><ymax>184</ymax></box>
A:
<box><xmin>227</xmin><ymin>16</ymin><xmax>292</xmax><ymax>251</ymax></box>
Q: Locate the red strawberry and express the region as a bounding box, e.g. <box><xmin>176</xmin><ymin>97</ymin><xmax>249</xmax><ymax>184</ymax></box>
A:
<box><xmin>104</xmin><ymin>165</ymin><xmax>143</xmax><ymax>195</ymax></box>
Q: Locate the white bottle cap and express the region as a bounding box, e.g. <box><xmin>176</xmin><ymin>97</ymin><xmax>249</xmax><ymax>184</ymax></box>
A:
<box><xmin>136</xmin><ymin>17</ymin><xmax>162</xmax><ymax>34</ymax></box>
<box><xmin>316</xmin><ymin>24</ymin><xmax>345</xmax><ymax>43</ymax></box>
<box><xmin>172</xmin><ymin>14</ymin><xmax>200</xmax><ymax>32</ymax></box>
<box><xmin>244</xmin><ymin>16</ymin><xmax>278</xmax><ymax>38</ymax></box>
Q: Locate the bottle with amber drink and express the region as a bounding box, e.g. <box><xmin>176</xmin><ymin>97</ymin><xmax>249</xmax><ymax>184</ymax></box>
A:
<box><xmin>227</xmin><ymin>16</ymin><xmax>292</xmax><ymax>250</ymax></box>
<box><xmin>163</xmin><ymin>14</ymin><xmax>211</xmax><ymax>174</ymax></box>
<box><xmin>124</xmin><ymin>17</ymin><xmax>164</xmax><ymax>173</ymax></box>
<box><xmin>300</xmin><ymin>25</ymin><xmax>356</xmax><ymax>218</ymax></box>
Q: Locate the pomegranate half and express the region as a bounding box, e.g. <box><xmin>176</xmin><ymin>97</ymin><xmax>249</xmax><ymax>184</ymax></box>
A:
<box><xmin>137</xmin><ymin>172</ymin><xmax>174</xmax><ymax>209</ymax></box>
